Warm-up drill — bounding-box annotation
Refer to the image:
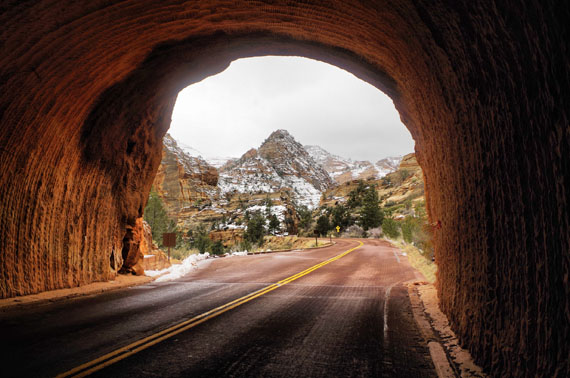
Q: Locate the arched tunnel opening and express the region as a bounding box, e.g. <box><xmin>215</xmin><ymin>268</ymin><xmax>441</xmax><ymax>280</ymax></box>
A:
<box><xmin>144</xmin><ymin>55</ymin><xmax>419</xmax><ymax>266</ymax></box>
<box><xmin>0</xmin><ymin>2</ymin><xmax>568</xmax><ymax>376</ymax></box>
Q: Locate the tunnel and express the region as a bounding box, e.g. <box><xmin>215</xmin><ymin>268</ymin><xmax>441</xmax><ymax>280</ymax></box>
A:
<box><xmin>0</xmin><ymin>1</ymin><xmax>568</xmax><ymax>376</ymax></box>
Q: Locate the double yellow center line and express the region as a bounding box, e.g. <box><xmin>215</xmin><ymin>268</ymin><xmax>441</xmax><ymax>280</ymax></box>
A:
<box><xmin>56</xmin><ymin>241</ymin><xmax>363</xmax><ymax>378</ymax></box>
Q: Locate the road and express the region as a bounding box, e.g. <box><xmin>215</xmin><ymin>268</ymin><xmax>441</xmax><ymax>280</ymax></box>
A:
<box><xmin>0</xmin><ymin>239</ymin><xmax>436</xmax><ymax>377</ymax></box>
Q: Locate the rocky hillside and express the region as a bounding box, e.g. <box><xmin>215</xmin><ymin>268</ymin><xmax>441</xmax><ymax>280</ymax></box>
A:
<box><xmin>150</xmin><ymin>132</ymin><xmax>417</xmax><ymax>247</ymax></box>
<box><xmin>320</xmin><ymin>153</ymin><xmax>424</xmax><ymax>217</ymax></box>
<box><xmin>219</xmin><ymin>130</ymin><xmax>334</xmax><ymax>208</ymax></box>
<box><xmin>151</xmin><ymin>134</ymin><xmax>301</xmax><ymax>236</ymax></box>
<box><xmin>305</xmin><ymin>145</ymin><xmax>401</xmax><ymax>184</ymax></box>
<box><xmin>153</xmin><ymin>134</ymin><xmax>221</xmax><ymax>220</ymax></box>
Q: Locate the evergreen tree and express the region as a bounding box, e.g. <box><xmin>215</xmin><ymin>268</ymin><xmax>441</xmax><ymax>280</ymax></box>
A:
<box><xmin>211</xmin><ymin>240</ymin><xmax>225</xmax><ymax>255</ymax></box>
<box><xmin>144</xmin><ymin>188</ymin><xmax>175</xmax><ymax>246</ymax></box>
<box><xmin>284</xmin><ymin>214</ymin><xmax>296</xmax><ymax>234</ymax></box>
<box><xmin>245</xmin><ymin>213</ymin><xmax>266</xmax><ymax>245</ymax></box>
<box><xmin>331</xmin><ymin>204</ymin><xmax>352</xmax><ymax>230</ymax></box>
<box><xmin>268</xmin><ymin>214</ymin><xmax>280</xmax><ymax>235</ymax></box>
<box><xmin>264</xmin><ymin>195</ymin><xmax>273</xmax><ymax>216</ymax></box>
<box><xmin>297</xmin><ymin>205</ymin><xmax>313</xmax><ymax>232</ymax></box>
<box><xmin>359</xmin><ymin>186</ymin><xmax>384</xmax><ymax>230</ymax></box>
<box><xmin>191</xmin><ymin>224</ymin><xmax>212</xmax><ymax>253</ymax></box>
<box><xmin>316</xmin><ymin>214</ymin><xmax>331</xmax><ymax>236</ymax></box>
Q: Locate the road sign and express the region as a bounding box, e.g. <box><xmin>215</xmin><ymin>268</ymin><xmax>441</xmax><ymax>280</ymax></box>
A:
<box><xmin>162</xmin><ymin>233</ymin><xmax>176</xmax><ymax>262</ymax></box>
<box><xmin>336</xmin><ymin>225</ymin><xmax>340</xmax><ymax>233</ymax></box>
<box><xmin>162</xmin><ymin>233</ymin><xmax>177</xmax><ymax>247</ymax></box>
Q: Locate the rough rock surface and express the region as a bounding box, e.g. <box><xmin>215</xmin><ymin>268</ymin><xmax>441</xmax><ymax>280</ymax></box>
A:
<box><xmin>119</xmin><ymin>217</ymin><xmax>146</xmax><ymax>276</ymax></box>
<box><xmin>321</xmin><ymin>153</ymin><xmax>424</xmax><ymax>211</ymax></box>
<box><xmin>153</xmin><ymin>134</ymin><xmax>220</xmax><ymax>220</ymax></box>
<box><xmin>152</xmin><ymin>133</ymin><xmax>300</xmax><ymax>234</ymax></box>
<box><xmin>219</xmin><ymin>130</ymin><xmax>334</xmax><ymax>208</ymax></box>
<box><xmin>305</xmin><ymin>144</ymin><xmax>401</xmax><ymax>184</ymax></box>
<box><xmin>0</xmin><ymin>2</ymin><xmax>568</xmax><ymax>377</ymax></box>
<box><xmin>139</xmin><ymin>221</ymin><xmax>171</xmax><ymax>271</ymax></box>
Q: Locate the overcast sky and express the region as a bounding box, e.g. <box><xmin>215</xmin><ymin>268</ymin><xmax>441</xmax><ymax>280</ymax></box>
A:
<box><xmin>169</xmin><ymin>56</ymin><xmax>414</xmax><ymax>162</ymax></box>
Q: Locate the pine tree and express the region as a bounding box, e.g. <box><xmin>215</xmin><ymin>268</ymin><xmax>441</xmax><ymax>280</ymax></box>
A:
<box><xmin>359</xmin><ymin>185</ymin><xmax>384</xmax><ymax>230</ymax></box>
<box><xmin>245</xmin><ymin>213</ymin><xmax>266</xmax><ymax>245</ymax></box>
<box><xmin>144</xmin><ymin>188</ymin><xmax>175</xmax><ymax>246</ymax></box>
<box><xmin>316</xmin><ymin>214</ymin><xmax>331</xmax><ymax>236</ymax></box>
<box><xmin>331</xmin><ymin>204</ymin><xmax>352</xmax><ymax>230</ymax></box>
<box><xmin>268</xmin><ymin>214</ymin><xmax>280</xmax><ymax>235</ymax></box>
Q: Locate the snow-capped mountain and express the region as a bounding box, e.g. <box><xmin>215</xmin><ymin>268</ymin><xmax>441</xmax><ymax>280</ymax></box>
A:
<box><xmin>218</xmin><ymin>130</ymin><xmax>334</xmax><ymax>208</ymax></box>
<box><xmin>305</xmin><ymin>145</ymin><xmax>402</xmax><ymax>184</ymax></box>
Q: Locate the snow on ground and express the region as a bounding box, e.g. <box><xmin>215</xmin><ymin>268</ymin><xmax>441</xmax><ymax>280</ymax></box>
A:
<box><xmin>205</xmin><ymin>156</ymin><xmax>235</xmax><ymax>168</ymax></box>
<box><xmin>284</xmin><ymin>175</ymin><xmax>322</xmax><ymax>208</ymax></box>
<box><xmin>146</xmin><ymin>253</ymin><xmax>211</xmax><ymax>281</ymax></box>
<box><xmin>245</xmin><ymin>204</ymin><xmax>287</xmax><ymax>222</ymax></box>
<box><xmin>146</xmin><ymin>251</ymin><xmax>249</xmax><ymax>282</ymax></box>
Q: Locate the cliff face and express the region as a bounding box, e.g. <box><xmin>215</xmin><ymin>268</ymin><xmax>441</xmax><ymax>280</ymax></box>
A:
<box><xmin>152</xmin><ymin>134</ymin><xmax>303</xmax><ymax>237</ymax></box>
<box><xmin>153</xmin><ymin>134</ymin><xmax>220</xmax><ymax>221</ymax></box>
<box><xmin>0</xmin><ymin>2</ymin><xmax>568</xmax><ymax>376</ymax></box>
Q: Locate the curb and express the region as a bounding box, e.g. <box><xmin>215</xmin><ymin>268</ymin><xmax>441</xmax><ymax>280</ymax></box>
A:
<box><xmin>407</xmin><ymin>282</ymin><xmax>487</xmax><ymax>377</ymax></box>
<box><xmin>407</xmin><ymin>282</ymin><xmax>456</xmax><ymax>378</ymax></box>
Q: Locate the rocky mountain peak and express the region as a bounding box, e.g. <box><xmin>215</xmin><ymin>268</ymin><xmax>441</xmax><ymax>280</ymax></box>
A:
<box><xmin>258</xmin><ymin>130</ymin><xmax>334</xmax><ymax>192</ymax></box>
<box><xmin>266</xmin><ymin>129</ymin><xmax>293</xmax><ymax>141</ymax></box>
<box><xmin>216</xmin><ymin>130</ymin><xmax>334</xmax><ymax>208</ymax></box>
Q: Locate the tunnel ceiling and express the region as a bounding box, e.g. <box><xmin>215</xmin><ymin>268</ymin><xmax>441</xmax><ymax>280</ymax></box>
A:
<box><xmin>0</xmin><ymin>1</ymin><xmax>568</xmax><ymax>376</ymax></box>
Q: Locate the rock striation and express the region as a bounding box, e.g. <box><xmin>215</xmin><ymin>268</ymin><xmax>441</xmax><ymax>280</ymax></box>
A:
<box><xmin>321</xmin><ymin>153</ymin><xmax>424</xmax><ymax>211</ymax></box>
<box><xmin>0</xmin><ymin>2</ymin><xmax>568</xmax><ymax>376</ymax></box>
<box><xmin>153</xmin><ymin>134</ymin><xmax>220</xmax><ymax>221</ymax></box>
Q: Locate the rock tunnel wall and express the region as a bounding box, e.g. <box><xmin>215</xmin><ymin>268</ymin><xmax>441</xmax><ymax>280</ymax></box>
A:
<box><xmin>0</xmin><ymin>1</ymin><xmax>568</xmax><ymax>376</ymax></box>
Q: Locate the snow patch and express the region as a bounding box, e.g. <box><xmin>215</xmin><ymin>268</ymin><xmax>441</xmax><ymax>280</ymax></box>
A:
<box><xmin>146</xmin><ymin>253</ymin><xmax>210</xmax><ymax>281</ymax></box>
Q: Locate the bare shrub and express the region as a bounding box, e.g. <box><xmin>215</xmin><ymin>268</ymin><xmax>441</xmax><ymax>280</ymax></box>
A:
<box><xmin>367</xmin><ymin>227</ymin><xmax>383</xmax><ymax>238</ymax></box>
<box><xmin>343</xmin><ymin>224</ymin><xmax>365</xmax><ymax>238</ymax></box>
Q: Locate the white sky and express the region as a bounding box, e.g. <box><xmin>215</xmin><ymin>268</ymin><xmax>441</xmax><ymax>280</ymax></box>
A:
<box><xmin>169</xmin><ymin>56</ymin><xmax>414</xmax><ymax>162</ymax></box>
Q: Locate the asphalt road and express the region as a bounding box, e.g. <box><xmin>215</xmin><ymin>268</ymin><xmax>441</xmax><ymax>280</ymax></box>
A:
<box><xmin>0</xmin><ymin>239</ymin><xmax>436</xmax><ymax>377</ymax></box>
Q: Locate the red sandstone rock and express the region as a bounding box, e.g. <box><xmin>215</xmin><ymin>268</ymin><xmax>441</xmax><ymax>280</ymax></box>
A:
<box><xmin>119</xmin><ymin>218</ymin><xmax>145</xmax><ymax>276</ymax></box>
<box><xmin>0</xmin><ymin>2</ymin><xmax>567</xmax><ymax>376</ymax></box>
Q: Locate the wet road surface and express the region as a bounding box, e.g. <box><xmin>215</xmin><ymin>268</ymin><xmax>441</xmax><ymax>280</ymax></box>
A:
<box><xmin>0</xmin><ymin>239</ymin><xmax>436</xmax><ymax>377</ymax></box>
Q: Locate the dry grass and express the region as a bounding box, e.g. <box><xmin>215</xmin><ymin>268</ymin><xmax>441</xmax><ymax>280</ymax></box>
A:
<box><xmin>393</xmin><ymin>241</ymin><xmax>437</xmax><ymax>283</ymax></box>
<box><xmin>260</xmin><ymin>236</ymin><xmax>331</xmax><ymax>251</ymax></box>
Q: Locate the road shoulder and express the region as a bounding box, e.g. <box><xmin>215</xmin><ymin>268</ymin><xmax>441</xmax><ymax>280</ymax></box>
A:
<box><xmin>408</xmin><ymin>281</ymin><xmax>486</xmax><ymax>377</ymax></box>
<box><xmin>0</xmin><ymin>274</ymin><xmax>153</xmax><ymax>311</ymax></box>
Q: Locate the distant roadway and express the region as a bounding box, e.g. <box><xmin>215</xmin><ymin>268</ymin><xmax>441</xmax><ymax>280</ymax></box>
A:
<box><xmin>0</xmin><ymin>239</ymin><xmax>436</xmax><ymax>377</ymax></box>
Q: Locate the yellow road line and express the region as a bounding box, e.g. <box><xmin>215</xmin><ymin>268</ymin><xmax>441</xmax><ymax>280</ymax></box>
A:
<box><xmin>56</xmin><ymin>241</ymin><xmax>363</xmax><ymax>378</ymax></box>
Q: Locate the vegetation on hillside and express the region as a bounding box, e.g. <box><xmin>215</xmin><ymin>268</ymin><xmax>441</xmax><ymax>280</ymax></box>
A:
<box><xmin>144</xmin><ymin>187</ymin><xmax>178</xmax><ymax>248</ymax></box>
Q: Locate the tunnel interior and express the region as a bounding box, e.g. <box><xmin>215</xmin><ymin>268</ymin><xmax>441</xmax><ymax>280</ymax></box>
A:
<box><xmin>0</xmin><ymin>1</ymin><xmax>568</xmax><ymax>376</ymax></box>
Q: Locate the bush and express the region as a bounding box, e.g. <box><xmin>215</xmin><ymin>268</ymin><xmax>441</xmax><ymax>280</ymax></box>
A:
<box><xmin>170</xmin><ymin>248</ymin><xmax>196</xmax><ymax>260</ymax></box>
<box><xmin>343</xmin><ymin>224</ymin><xmax>365</xmax><ymax>238</ymax></box>
<box><xmin>211</xmin><ymin>240</ymin><xmax>225</xmax><ymax>255</ymax></box>
<box><xmin>268</xmin><ymin>214</ymin><xmax>280</xmax><ymax>235</ymax></box>
<box><xmin>382</xmin><ymin>218</ymin><xmax>400</xmax><ymax>239</ymax></box>
<box><xmin>401</xmin><ymin>215</ymin><xmax>420</xmax><ymax>243</ymax></box>
<box><xmin>239</xmin><ymin>239</ymin><xmax>253</xmax><ymax>252</ymax></box>
<box><xmin>367</xmin><ymin>227</ymin><xmax>383</xmax><ymax>239</ymax></box>
<box><xmin>316</xmin><ymin>214</ymin><xmax>331</xmax><ymax>236</ymax></box>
